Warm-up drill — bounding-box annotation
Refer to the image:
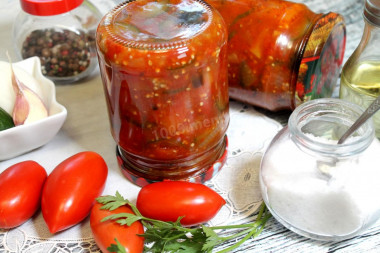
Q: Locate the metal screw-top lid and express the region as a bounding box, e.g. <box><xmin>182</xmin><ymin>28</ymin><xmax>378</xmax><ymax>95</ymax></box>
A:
<box><xmin>364</xmin><ymin>0</ymin><xmax>380</xmax><ymax>26</ymax></box>
<box><xmin>101</xmin><ymin>0</ymin><xmax>213</xmax><ymax>50</ymax></box>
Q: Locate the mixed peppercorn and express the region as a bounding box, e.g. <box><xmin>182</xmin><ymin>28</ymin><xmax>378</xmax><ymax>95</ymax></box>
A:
<box><xmin>21</xmin><ymin>28</ymin><xmax>95</xmax><ymax>78</ymax></box>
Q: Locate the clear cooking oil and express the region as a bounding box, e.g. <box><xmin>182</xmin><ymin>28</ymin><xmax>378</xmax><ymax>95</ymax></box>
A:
<box><xmin>340</xmin><ymin>61</ymin><xmax>380</xmax><ymax>137</ymax></box>
<box><xmin>339</xmin><ymin>0</ymin><xmax>380</xmax><ymax>138</ymax></box>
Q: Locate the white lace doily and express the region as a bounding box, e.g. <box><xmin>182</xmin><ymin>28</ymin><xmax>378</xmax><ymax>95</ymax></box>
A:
<box><xmin>0</xmin><ymin>100</ymin><xmax>282</xmax><ymax>252</ymax></box>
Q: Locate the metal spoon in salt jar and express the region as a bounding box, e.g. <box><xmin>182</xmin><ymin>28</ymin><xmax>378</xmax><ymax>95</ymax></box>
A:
<box><xmin>316</xmin><ymin>95</ymin><xmax>380</xmax><ymax>175</ymax></box>
<box><xmin>338</xmin><ymin>94</ymin><xmax>380</xmax><ymax>144</ymax></box>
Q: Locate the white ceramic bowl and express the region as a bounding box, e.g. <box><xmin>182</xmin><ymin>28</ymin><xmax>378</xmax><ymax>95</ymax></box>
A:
<box><xmin>0</xmin><ymin>57</ymin><xmax>67</xmax><ymax>160</ymax></box>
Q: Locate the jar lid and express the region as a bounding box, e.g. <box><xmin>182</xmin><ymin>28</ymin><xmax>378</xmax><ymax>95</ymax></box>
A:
<box><xmin>20</xmin><ymin>0</ymin><xmax>84</xmax><ymax>16</ymax></box>
<box><xmin>294</xmin><ymin>13</ymin><xmax>346</xmax><ymax>108</ymax></box>
<box><xmin>100</xmin><ymin>0</ymin><xmax>212</xmax><ymax>50</ymax></box>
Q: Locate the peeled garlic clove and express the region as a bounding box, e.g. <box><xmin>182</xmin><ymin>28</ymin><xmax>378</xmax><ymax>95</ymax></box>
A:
<box><xmin>12</xmin><ymin>89</ymin><xmax>30</xmax><ymax>126</ymax></box>
<box><xmin>23</xmin><ymin>88</ymin><xmax>48</xmax><ymax>124</ymax></box>
<box><xmin>13</xmin><ymin>87</ymin><xmax>48</xmax><ymax>125</ymax></box>
<box><xmin>8</xmin><ymin>57</ymin><xmax>48</xmax><ymax>126</ymax></box>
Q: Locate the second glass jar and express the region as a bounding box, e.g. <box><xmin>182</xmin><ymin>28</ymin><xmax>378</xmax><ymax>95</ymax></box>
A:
<box><xmin>207</xmin><ymin>0</ymin><xmax>346</xmax><ymax>111</ymax></box>
<box><xmin>96</xmin><ymin>0</ymin><xmax>229</xmax><ymax>185</ymax></box>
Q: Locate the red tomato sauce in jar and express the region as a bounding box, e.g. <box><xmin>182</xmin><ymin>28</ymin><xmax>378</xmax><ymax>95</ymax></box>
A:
<box><xmin>96</xmin><ymin>0</ymin><xmax>229</xmax><ymax>183</ymax></box>
<box><xmin>207</xmin><ymin>0</ymin><xmax>346</xmax><ymax>111</ymax></box>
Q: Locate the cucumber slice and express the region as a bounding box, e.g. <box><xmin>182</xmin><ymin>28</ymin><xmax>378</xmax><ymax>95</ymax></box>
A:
<box><xmin>0</xmin><ymin>107</ymin><xmax>15</xmax><ymax>131</ymax></box>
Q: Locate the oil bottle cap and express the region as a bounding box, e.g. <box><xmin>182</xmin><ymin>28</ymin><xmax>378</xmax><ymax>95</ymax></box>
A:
<box><xmin>364</xmin><ymin>0</ymin><xmax>380</xmax><ymax>26</ymax></box>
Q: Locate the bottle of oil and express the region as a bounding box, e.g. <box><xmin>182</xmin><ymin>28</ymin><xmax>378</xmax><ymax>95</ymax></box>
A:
<box><xmin>340</xmin><ymin>0</ymin><xmax>380</xmax><ymax>138</ymax></box>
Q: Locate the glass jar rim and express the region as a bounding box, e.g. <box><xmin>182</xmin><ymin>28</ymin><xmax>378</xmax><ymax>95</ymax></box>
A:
<box><xmin>101</xmin><ymin>0</ymin><xmax>213</xmax><ymax>50</ymax></box>
<box><xmin>288</xmin><ymin>98</ymin><xmax>375</xmax><ymax>157</ymax></box>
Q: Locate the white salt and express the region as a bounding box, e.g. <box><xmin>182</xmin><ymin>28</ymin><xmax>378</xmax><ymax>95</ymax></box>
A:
<box><xmin>262</xmin><ymin>135</ymin><xmax>380</xmax><ymax>236</ymax></box>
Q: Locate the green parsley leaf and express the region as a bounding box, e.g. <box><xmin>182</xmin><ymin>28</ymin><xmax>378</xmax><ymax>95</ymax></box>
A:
<box><xmin>101</xmin><ymin>212</ymin><xmax>143</xmax><ymax>226</ymax></box>
<box><xmin>144</xmin><ymin>225</ymin><xmax>206</xmax><ymax>253</ymax></box>
<box><xmin>202</xmin><ymin>226</ymin><xmax>223</xmax><ymax>251</ymax></box>
<box><xmin>99</xmin><ymin>192</ymin><xmax>271</xmax><ymax>253</ymax></box>
<box><xmin>107</xmin><ymin>238</ymin><xmax>127</xmax><ymax>253</ymax></box>
<box><xmin>96</xmin><ymin>191</ymin><xmax>128</xmax><ymax>210</ymax></box>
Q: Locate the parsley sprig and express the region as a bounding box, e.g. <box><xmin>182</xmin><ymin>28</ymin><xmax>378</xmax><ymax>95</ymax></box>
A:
<box><xmin>96</xmin><ymin>192</ymin><xmax>271</xmax><ymax>253</ymax></box>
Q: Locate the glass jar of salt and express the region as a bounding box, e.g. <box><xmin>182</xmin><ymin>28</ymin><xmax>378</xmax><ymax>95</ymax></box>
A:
<box><xmin>260</xmin><ymin>98</ymin><xmax>380</xmax><ymax>241</ymax></box>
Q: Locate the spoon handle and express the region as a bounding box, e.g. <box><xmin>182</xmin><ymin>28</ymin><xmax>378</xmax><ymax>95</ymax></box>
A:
<box><xmin>338</xmin><ymin>95</ymin><xmax>380</xmax><ymax>144</ymax></box>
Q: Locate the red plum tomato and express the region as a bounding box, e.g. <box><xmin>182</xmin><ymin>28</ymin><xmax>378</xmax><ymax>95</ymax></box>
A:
<box><xmin>41</xmin><ymin>151</ymin><xmax>108</xmax><ymax>233</ymax></box>
<box><xmin>0</xmin><ymin>161</ymin><xmax>47</xmax><ymax>229</ymax></box>
<box><xmin>90</xmin><ymin>201</ymin><xmax>144</xmax><ymax>253</ymax></box>
<box><xmin>136</xmin><ymin>181</ymin><xmax>226</xmax><ymax>226</ymax></box>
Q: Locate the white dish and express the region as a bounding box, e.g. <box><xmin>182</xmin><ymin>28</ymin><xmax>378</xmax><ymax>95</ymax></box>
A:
<box><xmin>0</xmin><ymin>57</ymin><xmax>67</xmax><ymax>160</ymax></box>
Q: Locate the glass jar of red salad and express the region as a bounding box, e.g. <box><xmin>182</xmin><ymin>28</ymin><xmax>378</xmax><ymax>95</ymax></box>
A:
<box><xmin>96</xmin><ymin>0</ymin><xmax>229</xmax><ymax>186</ymax></box>
<box><xmin>207</xmin><ymin>0</ymin><xmax>346</xmax><ymax>111</ymax></box>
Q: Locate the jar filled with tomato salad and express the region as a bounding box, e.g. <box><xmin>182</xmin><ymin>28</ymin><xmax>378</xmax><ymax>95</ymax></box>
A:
<box><xmin>96</xmin><ymin>0</ymin><xmax>229</xmax><ymax>186</ymax></box>
<box><xmin>207</xmin><ymin>0</ymin><xmax>346</xmax><ymax>111</ymax></box>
